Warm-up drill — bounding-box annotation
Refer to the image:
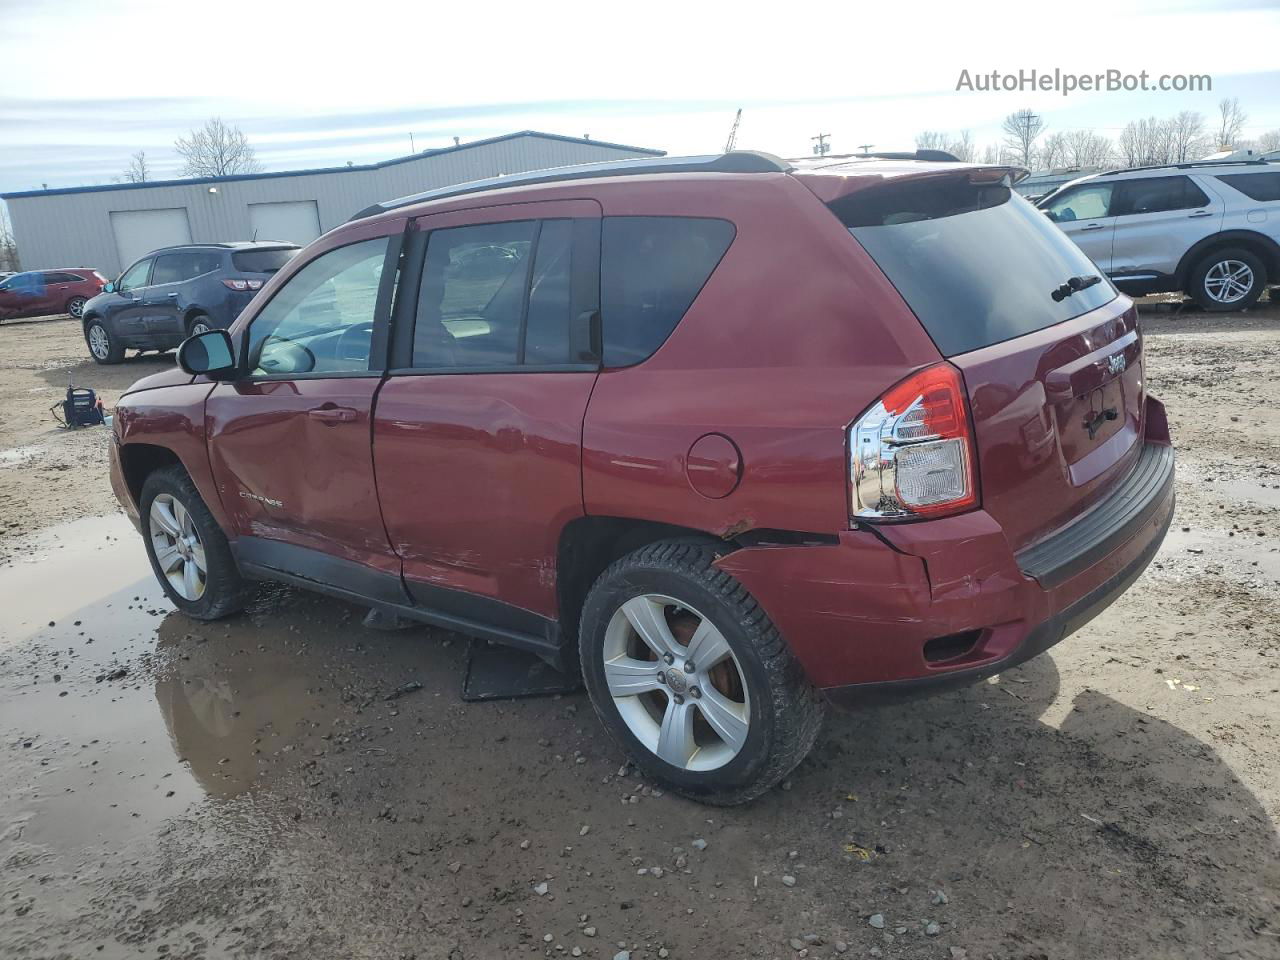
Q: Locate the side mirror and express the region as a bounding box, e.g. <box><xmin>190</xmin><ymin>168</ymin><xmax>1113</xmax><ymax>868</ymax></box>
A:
<box><xmin>103</xmin><ymin>281</ymin><xmax>116</xmax><ymax>294</ymax></box>
<box><xmin>178</xmin><ymin>329</ymin><xmax>237</xmax><ymax>378</ymax></box>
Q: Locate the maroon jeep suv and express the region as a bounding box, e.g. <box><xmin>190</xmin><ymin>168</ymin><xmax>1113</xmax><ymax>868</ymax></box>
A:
<box><xmin>109</xmin><ymin>152</ymin><xmax>1174</xmax><ymax>804</ymax></box>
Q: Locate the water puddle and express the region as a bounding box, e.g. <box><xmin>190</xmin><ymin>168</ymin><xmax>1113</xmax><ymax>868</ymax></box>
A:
<box><xmin>1213</xmin><ymin>478</ymin><xmax>1280</xmax><ymax>509</ymax></box>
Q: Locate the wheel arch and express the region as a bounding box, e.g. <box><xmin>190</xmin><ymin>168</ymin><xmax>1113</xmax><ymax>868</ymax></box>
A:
<box><xmin>183</xmin><ymin>306</ymin><xmax>210</xmax><ymax>329</ymax></box>
<box><xmin>556</xmin><ymin>516</ymin><xmax>727</xmax><ymax>645</ymax></box>
<box><xmin>118</xmin><ymin>443</ymin><xmax>185</xmax><ymax>509</ymax></box>
<box><xmin>1175</xmin><ymin>230</ymin><xmax>1280</xmax><ymax>287</ymax></box>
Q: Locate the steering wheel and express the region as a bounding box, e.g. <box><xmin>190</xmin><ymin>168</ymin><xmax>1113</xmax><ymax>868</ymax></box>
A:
<box><xmin>335</xmin><ymin>321</ymin><xmax>375</xmax><ymax>362</ymax></box>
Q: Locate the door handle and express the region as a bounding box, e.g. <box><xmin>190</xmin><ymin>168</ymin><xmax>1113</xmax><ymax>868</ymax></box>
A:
<box><xmin>1187</xmin><ymin>210</ymin><xmax>1212</xmax><ymax>218</ymax></box>
<box><xmin>1081</xmin><ymin>222</ymin><xmax>1105</xmax><ymax>231</ymax></box>
<box><xmin>308</xmin><ymin>405</ymin><xmax>358</xmax><ymax>424</ymax></box>
<box><xmin>167</xmin><ymin>292</ymin><xmax>179</xmax><ymax>298</ymax></box>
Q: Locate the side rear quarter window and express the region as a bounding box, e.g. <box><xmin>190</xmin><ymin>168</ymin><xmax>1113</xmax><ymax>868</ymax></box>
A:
<box><xmin>1216</xmin><ymin>172</ymin><xmax>1280</xmax><ymax>202</ymax></box>
<box><xmin>600</xmin><ymin>216</ymin><xmax>735</xmax><ymax>367</ymax></box>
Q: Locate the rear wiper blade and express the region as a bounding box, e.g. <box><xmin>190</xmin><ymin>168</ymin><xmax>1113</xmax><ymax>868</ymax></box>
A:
<box><xmin>1051</xmin><ymin>274</ymin><xmax>1102</xmax><ymax>302</ymax></box>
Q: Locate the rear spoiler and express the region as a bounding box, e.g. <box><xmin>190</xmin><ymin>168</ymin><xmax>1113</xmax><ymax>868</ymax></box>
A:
<box><xmin>794</xmin><ymin>163</ymin><xmax>1030</xmax><ymax>204</ymax></box>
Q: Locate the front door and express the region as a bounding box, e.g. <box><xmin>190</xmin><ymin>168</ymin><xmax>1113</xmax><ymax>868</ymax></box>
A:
<box><xmin>110</xmin><ymin>257</ymin><xmax>155</xmax><ymax>341</ymax></box>
<box><xmin>373</xmin><ymin>201</ymin><xmax>602</xmax><ymax>635</ymax></box>
<box><xmin>1041</xmin><ymin>182</ymin><xmax>1117</xmax><ymax>273</ymax></box>
<box><xmin>206</xmin><ymin>220</ymin><xmax>406</xmax><ymax>601</ymax></box>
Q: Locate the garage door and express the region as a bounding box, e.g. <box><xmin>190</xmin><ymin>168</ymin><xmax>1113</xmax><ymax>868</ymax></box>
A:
<box><xmin>110</xmin><ymin>208</ymin><xmax>192</xmax><ymax>270</ymax></box>
<box><xmin>248</xmin><ymin>201</ymin><xmax>321</xmax><ymax>245</ymax></box>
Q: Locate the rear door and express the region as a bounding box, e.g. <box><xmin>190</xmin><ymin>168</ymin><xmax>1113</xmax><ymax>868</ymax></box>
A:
<box><xmin>372</xmin><ymin>199</ymin><xmax>601</xmax><ymax>625</ymax></box>
<box><xmin>1109</xmin><ymin>175</ymin><xmax>1223</xmax><ymax>279</ymax></box>
<box><xmin>832</xmin><ymin>174</ymin><xmax>1144</xmax><ymax>552</ymax></box>
<box><xmin>205</xmin><ymin>219</ymin><xmax>406</xmax><ymax>598</ymax></box>
<box><xmin>1039</xmin><ymin>181</ymin><xmax>1117</xmax><ymax>272</ymax></box>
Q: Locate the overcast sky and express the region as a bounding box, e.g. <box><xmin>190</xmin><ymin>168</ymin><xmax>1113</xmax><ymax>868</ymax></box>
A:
<box><xmin>1</xmin><ymin>0</ymin><xmax>1278</xmax><ymax>196</ymax></box>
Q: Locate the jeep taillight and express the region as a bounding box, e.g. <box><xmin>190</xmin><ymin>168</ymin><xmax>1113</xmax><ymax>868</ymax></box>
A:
<box><xmin>849</xmin><ymin>363</ymin><xmax>977</xmax><ymax>521</ymax></box>
<box><xmin>222</xmin><ymin>278</ymin><xmax>263</xmax><ymax>291</ymax></box>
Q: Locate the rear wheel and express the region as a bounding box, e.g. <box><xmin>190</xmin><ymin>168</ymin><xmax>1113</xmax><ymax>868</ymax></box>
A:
<box><xmin>140</xmin><ymin>465</ymin><xmax>248</xmax><ymax>620</ymax></box>
<box><xmin>65</xmin><ymin>296</ymin><xmax>87</xmax><ymax>319</ymax></box>
<box><xmin>579</xmin><ymin>540</ymin><xmax>824</xmax><ymax>805</ymax></box>
<box><xmin>85</xmin><ymin>318</ymin><xmax>124</xmax><ymax>364</ymax></box>
<box><xmin>1190</xmin><ymin>248</ymin><xmax>1267</xmax><ymax>312</ymax></box>
<box><xmin>186</xmin><ymin>313</ymin><xmax>212</xmax><ymax>337</ymax></box>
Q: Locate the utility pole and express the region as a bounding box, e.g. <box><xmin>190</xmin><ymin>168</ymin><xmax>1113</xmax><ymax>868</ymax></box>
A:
<box><xmin>409</xmin><ymin>131</ymin><xmax>416</xmax><ymax>153</ymax></box>
<box><xmin>856</xmin><ymin>143</ymin><xmax>875</xmax><ymax>155</ymax></box>
<box><xmin>811</xmin><ymin>133</ymin><xmax>831</xmax><ymax>156</ymax></box>
<box><xmin>725</xmin><ymin>109</ymin><xmax>743</xmax><ymax>153</ymax></box>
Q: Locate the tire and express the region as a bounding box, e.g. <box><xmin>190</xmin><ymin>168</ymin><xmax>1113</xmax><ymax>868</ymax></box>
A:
<box><xmin>65</xmin><ymin>296</ymin><xmax>87</xmax><ymax>319</ymax></box>
<box><xmin>579</xmin><ymin>540</ymin><xmax>824</xmax><ymax>805</ymax></box>
<box><xmin>84</xmin><ymin>318</ymin><xmax>125</xmax><ymax>364</ymax></box>
<box><xmin>139</xmin><ymin>465</ymin><xmax>248</xmax><ymax>620</ymax></box>
<box><xmin>186</xmin><ymin>313</ymin><xmax>212</xmax><ymax>338</ymax></box>
<box><xmin>1189</xmin><ymin>247</ymin><xmax>1267</xmax><ymax>312</ymax></box>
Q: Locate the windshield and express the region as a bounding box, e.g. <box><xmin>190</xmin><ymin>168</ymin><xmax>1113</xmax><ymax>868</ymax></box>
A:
<box><xmin>832</xmin><ymin>178</ymin><xmax>1118</xmax><ymax>356</ymax></box>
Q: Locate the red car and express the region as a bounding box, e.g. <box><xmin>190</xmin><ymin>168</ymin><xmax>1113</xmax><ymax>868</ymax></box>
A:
<box><xmin>0</xmin><ymin>268</ymin><xmax>106</xmax><ymax>321</ymax></box>
<box><xmin>108</xmin><ymin>152</ymin><xmax>1174</xmax><ymax>804</ymax></box>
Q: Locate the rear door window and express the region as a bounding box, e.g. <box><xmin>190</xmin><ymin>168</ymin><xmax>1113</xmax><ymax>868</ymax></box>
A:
<box><xmin>1114</xmin><ymin>175</ymin><xmax>1208</xmax><ymax>216</ymax></box>
<box><xmin>600</xmin><ymin>216</ymin><xmax>735</xmax><ymax>367</ymax></box>
<box><xmin>1215</xmin><ymin>172</ymin><xmax>1280</xmax><ymax>202</ymax></box>
<box><xmin>834</xmin><ymin>179</ymin><xmax>1117</xmax><ymax>356</ymax></box>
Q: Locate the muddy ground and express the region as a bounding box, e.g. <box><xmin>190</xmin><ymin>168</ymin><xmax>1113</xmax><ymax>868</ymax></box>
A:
<box><xmin>2</xmin><ymin>306</ymin><xmax>1278</xmax><ymax>960</ymax></box>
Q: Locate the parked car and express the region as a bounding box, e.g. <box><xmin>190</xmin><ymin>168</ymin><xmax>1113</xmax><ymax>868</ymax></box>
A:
<box><xmin>0</xmin><ymin>268</ymin><xmax>106</xmax><ymax>322</ymax></box>
<box><xmin>108</xmin><ymin>152</ymin><xmax>1174</xmax><ymax>804</ymax></box>
<box><xmin>1037</xmin><ymin>159</ymin><xmax>1280</xmax><ymax>311</ymax></box>
<box><xmin>81</xmin><ymin>241</ymin><xmax>299</xmax><ymax>363</ymax></box>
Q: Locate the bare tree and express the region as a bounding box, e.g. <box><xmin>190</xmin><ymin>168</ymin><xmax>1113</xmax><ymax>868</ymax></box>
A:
<box><xmin>915</xmin><ymin>130</ymin><xmax>950</xmax><ymax>151</ymax></box>
<box><xmin>1040</xmin><ymin>131</ymin><xmax>1070</xmax><ymax>169</ymax></box>
<box><xmin>1001</xmin><ymin>109</ymin><xmax>1047</xmax><ymax>168</ymax></box>
<box><xmin>949</xmin><ymin>129</ymin><xmax>976</xmax><ymax>163</ymax></box>
<box><xmin>121</xmin><ymin>150</ymin><xmax>151</xmax><ymax>183</ymax></box>
<box><xmin>1258</xmin><ymin>129</ymin><xmax>1280</xmax><ymax>153</ymax></box>
<box><xmin>980</xmin><ymin>143</ymin><xmax>1001</xmax><ymax>165</ymax></box>
<box><xmin>1119</xmin><ymin>116</ymin><xmax>1172</xmax><ymax>166</ymax></box>
<box><xmin>1063</xmin><ymin>129</ymin><xmax>1113</xmax><ymax>168</ymax></box>
<box><xmin>1169</xmin><ymin>110</ymin><xmax>1210</xmax><ymax>162</ymax></box>
<box><xmin>0</xmin><ymin>205</ymin><xmax>20</xmax><ymax>273</ymax></box>
<box><xmin>174</xmin><ymin>118</ymin><xmax>262</xmax><ymax>178</ymax></box>
<box><xmin>1216</xmin><ymin>97</ymin><xmax>1247</xmax><ymax>149</ymax></box>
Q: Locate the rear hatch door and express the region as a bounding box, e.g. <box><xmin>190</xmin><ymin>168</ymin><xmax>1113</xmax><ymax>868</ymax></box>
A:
<box><xmin>822</xmin><ymin>169</ymin><xmax>1145</xmax><ymax>552</ymax></box>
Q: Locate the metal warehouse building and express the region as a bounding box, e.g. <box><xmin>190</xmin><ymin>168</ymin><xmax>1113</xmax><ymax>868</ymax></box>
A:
<box><xmin>1</xmin><ymin>131</ymin><xmax>663</xmax><ymax>277</ymax></box>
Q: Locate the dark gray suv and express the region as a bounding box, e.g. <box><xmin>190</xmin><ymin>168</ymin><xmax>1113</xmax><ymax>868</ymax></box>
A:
<box><xmin>82</xmin><ymin>241</ymin><xmax>299</xmax><ymax>363</ymax></box>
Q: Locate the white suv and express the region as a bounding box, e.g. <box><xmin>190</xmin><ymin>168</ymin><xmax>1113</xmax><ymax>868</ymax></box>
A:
<box><xmin>1038</xmin><ymin>161</ymin><xmax>1280</xmax><ymax>311</ymax></box>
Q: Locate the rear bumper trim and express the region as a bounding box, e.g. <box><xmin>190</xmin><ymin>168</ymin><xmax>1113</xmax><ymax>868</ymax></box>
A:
<box><xmin>1015</xmin><ymin>441</ymin><xmax>1174</xmax><ymax>590</ymax></box>
<box><xmin>823</xmin><ymin>487</ymin><xmax>1173</xmax><ymax>708</ymax></box>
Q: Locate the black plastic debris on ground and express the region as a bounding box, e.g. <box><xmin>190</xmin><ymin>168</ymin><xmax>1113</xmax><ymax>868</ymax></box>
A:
<box><xmin>461</xmin><ymin>640</ymin><xmax>581</xmax><ymax>702</ymax></box>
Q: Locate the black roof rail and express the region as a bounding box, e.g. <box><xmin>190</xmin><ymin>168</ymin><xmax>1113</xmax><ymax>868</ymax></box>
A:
<box><xmin>1099</xmin><ymin>158</ymin><xmax>1273</xmax><ymax>176</ymax></box>
<box><xmin>349</xmin><ymin>151</ymin><xmax>792</xmax><ymax>221</ymax></box>
<box><xmin>846</xmin><ymin>149</ymin><xmax>962</xmax><ymax>162</ymax></box>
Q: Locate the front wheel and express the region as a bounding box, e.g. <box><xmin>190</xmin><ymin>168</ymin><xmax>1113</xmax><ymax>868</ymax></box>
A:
<box><xmin>579</xmin><ymin>541</ymin><xmax>824</xmax><ymax>805</ymax></box>
<box><xmin>140</xmin><ymin>465</ymin><xmax>248</xmax><ymax>619</ymax></box>
<box><xmin>1190</xmin><ymin>248</ymin><xmax>1267</xmax><ymax>312</ymax></box>
<box><xmin>85</xmin><ymin>318</ymin><xmax>124</xmax><ymax>364</ymax></box>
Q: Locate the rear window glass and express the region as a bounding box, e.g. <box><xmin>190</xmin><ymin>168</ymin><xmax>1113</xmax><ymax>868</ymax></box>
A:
<box><xmin>1216</xmin><ymin>172</ymin><xmax>1280</xmax><ymax>202</ymax></box>
<box><xmin>833</xmin><ymin>180</ymin><xmax>1117</xmax><ymax>356</ymax></box>
<box><xmin>232</xmin><ymin>248</ymin><xmax>298</xmax><ymax>274</ymax></box>
<box><xmin>600</xmin><ymin>217</ymin><xmax>735</xmax><ymax>366</ymax></box>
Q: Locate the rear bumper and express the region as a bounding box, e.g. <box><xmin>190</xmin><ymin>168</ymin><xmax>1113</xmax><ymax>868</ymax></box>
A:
<box><xmin>714</xmin><ymin>403</ymin><xmax>1175</xmax><ymax>708</ymax></box>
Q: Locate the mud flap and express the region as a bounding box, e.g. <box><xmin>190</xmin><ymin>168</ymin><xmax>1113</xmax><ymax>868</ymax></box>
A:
<box><xmin>461</xmin><ymin>639</ymin><xmax>582</xmax><ymax>702</ymax></box>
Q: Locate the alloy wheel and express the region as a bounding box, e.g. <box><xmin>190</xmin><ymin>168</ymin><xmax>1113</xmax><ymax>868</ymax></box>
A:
<box><xmin>67</xmin><ymin>297</ymin><xmax>86</xmax><ymax>319</ymax></box>
<box><xmin>149</xmin><ymin>493</ymin><xmax>207</xmax><ymax>601</ymax></box>
<box><xmin>189</xmin><ymin>320</ymin><xmax>211</xmax><ymax>336</ymax></box>
<box><xmin>1204</xmin><ymin>259</ymin><xmax>1254</xmax><ymax>304</ymax></box>
<box><xmin>87</xmin><ymin>324</ymin><xmax>110</xmax><ymax>360</ymax></box>
<box><xmin>602</xmin><ymin>594</ymin><xmax>750</xmax><ymax>772</ymax></box>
